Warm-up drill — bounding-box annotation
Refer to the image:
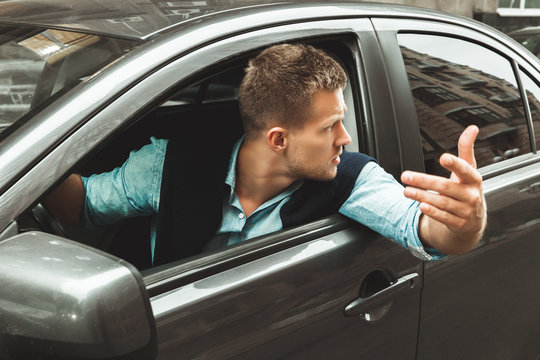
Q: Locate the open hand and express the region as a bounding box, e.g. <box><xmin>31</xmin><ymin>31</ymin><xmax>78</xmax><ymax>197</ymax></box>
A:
<box><xmin>401</xmin><ymin>125</ymin><xmax>486</xmax><ymax>253</ymax></box>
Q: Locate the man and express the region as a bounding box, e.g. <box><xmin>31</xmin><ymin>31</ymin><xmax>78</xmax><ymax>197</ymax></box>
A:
<box><xmin>45</xmin><ymin>43</ymin><xmax>486</xmax><ymax>265</ymax></box>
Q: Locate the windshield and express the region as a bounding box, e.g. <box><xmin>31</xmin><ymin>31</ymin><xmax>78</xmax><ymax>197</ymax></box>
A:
<box><xmin>0</xmin><ymin>25</ymin><xmax>138</xmax><ymax>137</ymax></box>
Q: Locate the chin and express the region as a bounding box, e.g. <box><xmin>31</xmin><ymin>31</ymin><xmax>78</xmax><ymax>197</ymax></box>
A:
<box><xmin>310</xmin><ymin>167</ymin><xmax>338</xmax><ymax>181</ymax></box>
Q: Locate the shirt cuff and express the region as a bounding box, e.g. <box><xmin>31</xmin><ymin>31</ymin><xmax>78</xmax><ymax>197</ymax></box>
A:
<box><xmin>407</xmin><ymin>204</ymin><xmax>446</xmax><ymax>261</ymax></box>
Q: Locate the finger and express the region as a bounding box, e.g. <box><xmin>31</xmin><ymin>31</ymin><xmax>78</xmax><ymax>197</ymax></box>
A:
<box><xmin>457</xmin><ymin>125</ymin><xmax>479</xmax><ymax>169</ymax></box>
<box><xmin>439</xmin><ymin>154</ymin><xmax>482</xmax><ymax>185</ymax></box>
<box><xmin>402</xmin><ymin>171</ymin><xmax>469</xmax><ymax>200</ymax></box>
<box><xmin>418</xmin><ymin>202</ymin><xmax>468</xmax><ymax>232</ymax></box>
<box><xmin>404</xmin><ymin>186</ymin><xmax>472</xmax><ymax>218</ymax></box>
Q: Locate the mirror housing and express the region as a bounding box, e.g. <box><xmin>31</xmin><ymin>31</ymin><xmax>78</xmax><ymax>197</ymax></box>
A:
<box><xmin>0</xmin><ymin>232</ymin><xmax>156</xmax><ymax>359</ymax></box>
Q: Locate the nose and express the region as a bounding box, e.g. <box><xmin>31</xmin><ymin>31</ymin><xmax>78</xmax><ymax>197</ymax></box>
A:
<box><xmin>335</xmin><ymin>121</ymin><xmax>352</xmax><ymax>147</ymax></box>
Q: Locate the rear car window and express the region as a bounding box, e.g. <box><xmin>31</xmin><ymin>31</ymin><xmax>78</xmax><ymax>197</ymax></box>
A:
<box><xmin>397</xmin><ymin>33</ymin><xmax>530</xmax><ymax>176</ymax></box>
<box><xmin>0</xmin><ymin>25</ymin><xmax>138</xmax><ymax>137</ymax></box>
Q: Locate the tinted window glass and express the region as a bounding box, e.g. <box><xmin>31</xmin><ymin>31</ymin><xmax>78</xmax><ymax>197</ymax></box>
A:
<box><xmin>518</xmin><ymin>69</ymin><xmax>540</xmax><ymax>149</ymax></box>
<box><xmin>398</xmin><ymin>34</ymin><xmax>529</xmax><ymax>176</ymax></box>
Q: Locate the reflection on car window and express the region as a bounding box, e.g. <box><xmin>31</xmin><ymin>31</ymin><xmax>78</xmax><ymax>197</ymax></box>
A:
<box><xmin>518</xmin><ymin>69</ymin><xmax>540</xmax><ymax>150</ymax></box>
<box><xmin>0</xmin><ymin>25</ymin><xmax>137</xmax><ymax>137</ymax></box>
<box><xmin>398</xmin><ymin>34</ymin><xmax>530</xmax><ymax>176</ymax></box>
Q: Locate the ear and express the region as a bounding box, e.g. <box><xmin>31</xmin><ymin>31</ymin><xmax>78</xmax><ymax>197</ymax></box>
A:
<box><xmin>266</xmin><ymin>127</ymin><xmax>288</xmax><ymax>153</ymax></box>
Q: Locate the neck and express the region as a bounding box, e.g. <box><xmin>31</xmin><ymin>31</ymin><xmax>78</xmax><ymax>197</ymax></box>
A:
<box><xmin>235</xmin><ymin>139</ymin><xmax>294</xmax><ymax>217</ymax></box>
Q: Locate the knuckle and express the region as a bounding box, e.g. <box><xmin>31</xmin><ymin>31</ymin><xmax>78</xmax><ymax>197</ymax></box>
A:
<box><xmin>414</xmin><ymin>176</ymin><xmax>426</xmax><ymax>189</ymax></box>
<box><xmin>439</xmin><ymin>180</ymin><xmax>452</xmax><ymax>193</ymax></box>
<box><xmin>453</xmin><ymin>218</ymin><xmax>468</xmax><ymax>231</ymax></box>
<box><xmin>472</xmin><ymin>172</ymin><xmax>483</xmax><ymax>184</ymax></box>
<box><xmin>437</xmin><ymin>196</ymin><xmax>449</xmax><ymax>209</ymax></box>
<box><xmin>468</xmin><ymin>191</ymin><xmax>482</xmax><ymax>207</ymax></box>
<box><xmin>475</xmin><ymin>171</ymin><xmax>483</xmax><ymax>182</ymax></box>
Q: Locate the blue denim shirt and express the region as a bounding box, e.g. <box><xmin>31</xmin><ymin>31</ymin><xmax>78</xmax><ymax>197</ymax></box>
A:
<box><xmin>82</xmin><ymin>137</ymin><xmax>444</xmax><ymax>261</ymax></box>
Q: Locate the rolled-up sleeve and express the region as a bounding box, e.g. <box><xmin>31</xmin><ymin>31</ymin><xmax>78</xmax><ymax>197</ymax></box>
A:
<box><xmin>82</xmin><ymin>137</ymin><xmax>167</xmax><ymax>227</ymax></box>
<box><xmin>339</xmin><ymin>162</ymin><xmax>445</xmax><ymax>261</ymax></box>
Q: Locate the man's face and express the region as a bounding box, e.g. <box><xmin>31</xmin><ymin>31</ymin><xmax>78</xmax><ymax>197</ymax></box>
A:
<box><xmin>286</xmin><ymin>88</ymin><xmax>352</xmax><ymax>181</ymax></box>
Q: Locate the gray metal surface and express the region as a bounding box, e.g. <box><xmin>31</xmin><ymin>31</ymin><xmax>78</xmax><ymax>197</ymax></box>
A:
<box><xmin>0</xmin><ymin>232</ymin><xmax>156</xmax><ymax>358</ymax></box>
<box><xmin>374</xmin><ymin>15</ymin><xmax>540</xmax><ymax>359</ymax></box>
<box><xmin>0</xmin><ymin>1</ymin><xmax>539</xmax><ymax>359</ymax></box>
<box><xmin>417</xmin><ymin>160</ymin><xmax>540</xmax><ymax>359</ymax></box>
<box><xmin>151</xmin><ymin>224</ymin><xmax>422</xmax><ymax>359</ymax></box>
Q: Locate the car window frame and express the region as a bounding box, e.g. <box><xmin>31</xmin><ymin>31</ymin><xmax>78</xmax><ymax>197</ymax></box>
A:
<box><xmin>516</xmin><ymin>62</ymin><xmax>540</xmax><ymax>148</ymax></box>
<box><xmin>372</xmin><ymin>17</ymin><xmax>540</xmax><ymax>180</ymax></box>
<box><xmin>397</xmin><ymin>32</ymin><xmax>531</xmax><ymax>175</ymax></box>
<box><xmin>137</xmin><ymin>31</ymin><xmax>372</xmax><ymax>291</ymax></box>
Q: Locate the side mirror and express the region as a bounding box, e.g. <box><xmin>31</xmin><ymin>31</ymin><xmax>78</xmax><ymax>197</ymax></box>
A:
<box><xmin>0</xmin><ymin>232</ymin><xmax>157</xmax><ymax>359</ymax></box>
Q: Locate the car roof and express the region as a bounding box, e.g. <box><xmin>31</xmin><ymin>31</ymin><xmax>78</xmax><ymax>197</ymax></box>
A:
<box><xmin>0</xmin><ymin>0</ymin><xmax>474</xmax><ymax>41</ymax></box>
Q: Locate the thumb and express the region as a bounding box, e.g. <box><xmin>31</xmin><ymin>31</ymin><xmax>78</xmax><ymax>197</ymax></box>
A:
<box><xmin>458</xmin><ymin>125</ymin><xmax>479</xmax><ymax>169</ymax></box>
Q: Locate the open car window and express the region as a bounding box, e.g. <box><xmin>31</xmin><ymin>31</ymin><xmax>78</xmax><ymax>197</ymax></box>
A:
<box><xmin>34</xmin><ymin>38</ymin><xmax>363</xmax><ymax>272</ymax></box>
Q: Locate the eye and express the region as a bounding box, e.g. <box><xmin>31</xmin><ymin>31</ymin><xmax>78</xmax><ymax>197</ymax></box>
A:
<box><xmin>325</xmin><ymin>121</ymin><xmax>338</xmax><ymax>131</ymax></box>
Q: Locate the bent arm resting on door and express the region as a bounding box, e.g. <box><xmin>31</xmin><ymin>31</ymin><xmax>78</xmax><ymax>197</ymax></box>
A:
<box><xmin>43</xmin><ymin>174</ymin><xmax>85</xmax><ymax>226</ymax></box>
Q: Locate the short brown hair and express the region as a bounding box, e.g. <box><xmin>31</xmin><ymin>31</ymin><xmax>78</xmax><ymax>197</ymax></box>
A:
<box><xmin>238</xmin><ymin>43</ymin><xmax>347</xmax><ymax>139</ymax></box>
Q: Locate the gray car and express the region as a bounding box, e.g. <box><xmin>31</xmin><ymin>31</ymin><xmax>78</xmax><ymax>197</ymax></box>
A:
<box><xmin>1</xmin><ymin>1</ymin><xmax>540</xmax><ymax>359</ymax></box>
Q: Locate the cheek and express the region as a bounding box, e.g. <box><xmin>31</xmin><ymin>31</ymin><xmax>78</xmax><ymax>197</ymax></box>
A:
<box><xmin>291</xmin><ymin>133</ymin><xmax>332</xmax><ymax>160</ymax></box>
<box><xmin>310</xmin><ymin>135</ymin><xmax>334</xmax><ymax>154</ymax></box>
<box><xmin>301</xmin><ymin>141</ymin><xmax>333</xmax><ymax>165</ymax></box>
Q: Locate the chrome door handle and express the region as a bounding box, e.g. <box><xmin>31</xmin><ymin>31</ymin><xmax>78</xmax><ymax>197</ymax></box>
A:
<box><xmin>344</xmin><ymin>272</ymin><xmax>419</xmax><ymax>318</ymax></box>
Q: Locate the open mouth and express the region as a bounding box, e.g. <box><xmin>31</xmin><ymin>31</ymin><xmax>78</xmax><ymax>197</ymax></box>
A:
<box><xmin>332</xmin><ymin>153</ymin><xmax>342</xmax><ymax>165</ymax></box>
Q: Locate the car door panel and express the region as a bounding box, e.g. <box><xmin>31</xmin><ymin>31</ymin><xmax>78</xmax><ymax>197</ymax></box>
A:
<box><xmin>151</xmin><ymin>220</ymin><xmax>422</xmax><ymax>359</ymax></box>
<box><xmin>373</xmin><ymin>17</ymin><xmax>540</xmax><ymax>359</ymax></box>
<box><xmin>142</xmin><ymin>19</ymin><xmax>424</xmax><ymax>359</ymax></box>
<box><xmin>418</xmin><ymin>161</ymin><xmax>540</xmax><ymax>359</ymax></box>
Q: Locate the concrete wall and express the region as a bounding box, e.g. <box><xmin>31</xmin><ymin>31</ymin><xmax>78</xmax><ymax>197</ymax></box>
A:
<box><xmin>365</xmin><ymin>0</ymin><xmax>498</xmax><ymax>18</ymax></box>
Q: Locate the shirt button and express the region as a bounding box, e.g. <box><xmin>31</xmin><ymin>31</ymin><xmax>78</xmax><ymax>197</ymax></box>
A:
<box><xmin>239</xmin><ymin>213</ymin><xmax>245</xmax><ymax>219</ymax></box>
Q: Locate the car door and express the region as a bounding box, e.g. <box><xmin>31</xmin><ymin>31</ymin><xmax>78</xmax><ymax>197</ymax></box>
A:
<box><xmin>138</xmin><ymin>19</ymin><xmax>423</xmax><ymax>360</ymax></box>
<box><xmin>0</xmin><ymin>17</ymin><xmax>425</xmax><ymax>360</ymax></box>
<box><xmin>373</xmin><ymin>17</ymin><xmax>540</xmax><ymax>359</ymax></box>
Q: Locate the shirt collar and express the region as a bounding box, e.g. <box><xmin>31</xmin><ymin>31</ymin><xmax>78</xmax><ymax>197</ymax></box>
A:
<box><xmin>225</xmin><ymin>136</ymin><xmax>244</xmax><ymax>189</ymax></box>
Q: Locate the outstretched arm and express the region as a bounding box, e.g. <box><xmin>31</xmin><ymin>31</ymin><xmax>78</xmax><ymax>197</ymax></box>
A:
<box><xmin>401</xmin><ymin>125</ymin><xmax>486</xmax><ymax>254</ymax></box>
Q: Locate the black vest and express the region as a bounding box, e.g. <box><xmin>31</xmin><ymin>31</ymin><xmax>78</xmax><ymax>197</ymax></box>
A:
<box><xmin>153</xmin><ymin>138</ymin><xmax>373</xmax><ymax>266</ymax></box>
